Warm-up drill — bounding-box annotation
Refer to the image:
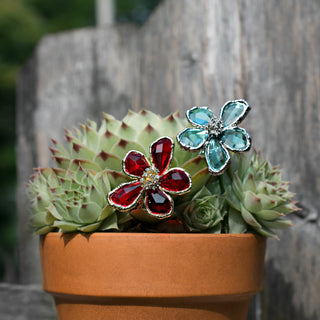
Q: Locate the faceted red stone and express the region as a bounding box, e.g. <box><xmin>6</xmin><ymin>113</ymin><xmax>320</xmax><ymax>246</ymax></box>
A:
<box><xmin>159</xmin><ymin>169</ymin><xmax>191</xmax><ymax>193</ymax></box>
<box><xmin>124</xmin><ymin>151</ymin><xmax>150</xmax><ymax>177</ymax></box>
<box><xmin>145</xmin><ymin>188</ymin><xmax>172</xmax><ymax>216</ymax></box>
<box><xmin>109</xmin><ymin>181</ymin><xmax>143</xmax><ymax>209</ymax></box>
<box><xmin>151</xmin><ymin>137</ymin><xmax>173</xmax><ymax>175</ymax></box>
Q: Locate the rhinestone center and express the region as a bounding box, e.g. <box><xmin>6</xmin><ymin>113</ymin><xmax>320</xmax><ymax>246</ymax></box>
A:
<box><xmin>140</xmin><ymin>167</ymin><xmax>160</xmax><ymax>190</ymax></box>
<box><xmin>205</xmin><ymin>117</ymin><xmax>224</xmax><ymax>137</ymax></box>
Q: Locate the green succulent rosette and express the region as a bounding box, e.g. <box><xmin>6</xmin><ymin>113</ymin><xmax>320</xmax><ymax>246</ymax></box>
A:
<box><xmin>221</xmin><ymin>151</ymin><xmax>299</xmax><ymax>239</ymax></box>
<box><xmin>28</xmin><ymin>166</ymin><xmax>126</xmax><ymax>234</ymax></box>
<box><xmin>177</xmin><ymin>182</ymin><xmax>227</xmax><ymax>233</ymax></box>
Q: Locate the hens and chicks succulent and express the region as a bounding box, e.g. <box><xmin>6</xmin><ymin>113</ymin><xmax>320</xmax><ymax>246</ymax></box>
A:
<box><xmin>28</xmin><ymin>108</ymin><xmax>298</xmax><ymax>238</ymax></box>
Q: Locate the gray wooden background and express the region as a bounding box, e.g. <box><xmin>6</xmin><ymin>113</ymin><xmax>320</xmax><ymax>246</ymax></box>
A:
<box><xmin>4</xmin><ymin>0</ymin><xmax>319</xmax><ymax>319</ymax></box>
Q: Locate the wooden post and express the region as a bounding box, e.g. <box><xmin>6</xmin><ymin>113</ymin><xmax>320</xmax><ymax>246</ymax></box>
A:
<box><xmin>16</xmin><ymin>0</ymin><xmax>320</xmax><ymax>318</ymax></box>
<box><xmin>95</xmin><ymin>0</ymin><xmax>114</xmax><ymax>27</ymax></box>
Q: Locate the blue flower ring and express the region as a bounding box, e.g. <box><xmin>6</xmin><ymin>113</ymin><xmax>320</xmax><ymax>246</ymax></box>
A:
<box><xmin>176</xmin><ymin>99</ymin><xmax>251</xmax><ymax>175</ymax></box>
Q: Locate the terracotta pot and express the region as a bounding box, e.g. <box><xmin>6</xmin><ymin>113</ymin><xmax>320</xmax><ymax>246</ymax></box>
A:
<box><xmin>40</xmin><ymin>233</ymin><xmax>266</xmax><ymax>320</ymax></box>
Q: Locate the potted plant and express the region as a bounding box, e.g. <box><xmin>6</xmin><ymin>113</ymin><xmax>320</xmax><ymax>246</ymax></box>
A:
<box><xmin>28</xmin><ymin>100</ymin><xmax>298</xmax><ymax>320</ymax></box>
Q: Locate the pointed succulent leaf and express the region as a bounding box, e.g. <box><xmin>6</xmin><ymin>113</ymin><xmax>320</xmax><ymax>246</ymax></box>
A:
<box><xmin>224</xmin><ymin>186</ymin><xmax>241</xmax><ymax>211</ymax></box>
<box><xmin>110</xmin><ymin>140</ymin><xmax>146</xmax><ymax>160</ymax></box>
<box><xmin>78</xmin><ymin>202</ymin><xmax>101</xmax><ymax>223</ymax></box>
<box><xmin>99</xmin><ymin>213</ymin><xmax>119</xmax><ymax>231</ymax></box>
<box><xmin>53</xmin><ymin>221</ymin><xmax>82</xmax><ymax>232</ymax></box>
<box><xmin>95</xmin><ymin>170</ymin><xmax>111</xmax><ymax>194</ymax></box>
<box><xmin>54</xmin><ymin>200</ymin><xmax>71</xmax><ymax>220</ymax></box>
<box><xmin>243</xmin><ymin>191</ymin><xmax>262</xmax><ymax>214</ymax></box>
<box><xmin>136</xmin><ymin>124</ymin><xmax>161</xmax><ymax>147</ymax></box>
<box><xmin>257</xmin><ymin>210</ymin><xmax>285</xmax><ymax>220</ymax></box>
<box><xmin>182</xmin><ymin>156</ymin><xmax>207</xmax><ymax>176</ymax></box>
<box><xmin>78</xmin><ymin>221</ymin><xmax>102</xmax><ymax>232</ymax></box>
<box><xmin>83</xmin><ymin>124</ymin><xmax>100</xmax><ymax>152</ymax></box>
<box><xmin>31</xmin><ymin>212</ymin><xmax>55</xmax><ymax>228</ymax></box>
<box><xmin>67</xmin><ymin>206</ymin><xmax>81</xmax><ymax>223</ymax></box>
<box><xmin>240</xmin><ymin>205</ymin><xmax>262</xmax><ymax>228</ymax></box>
<box><xmin>94</xmin><ymin>151</ymin><xmax>122</xmax><ymax>171</ymax></box>
<box><xmin>106</xmin><ymin>170</ymin><xmax>130</xmax><ymax>188</ymax></box>
<box><xmin>243</xmin><ymin>173</ymin><xmax>256</xmax><ymax>192</ymax></box>
<box><xmin>65</xmin><ymin>129</ymin><xmax>82</xmax><ymax>147</ymax></box>
<box><xmin>99</xmin><ymin>130</ymin><xmax>120</xmax><ymax>152</ymax></box>
<box><xmin>258</xmin><ymin>193</ymin><xmax>278</xmax><ymax>210</ymax></box>
<box><xmin>255</xmin><ymin>224</ymin><xmax>279</xmax><ymax>240</ymax></box>
<box><xmin>228</xmin><ymin>207</ymin><xmax>247</xmax><ymax>234</ymax></box>
<box><xmin>50</xmin><ymin>139</ymin><xmax>69</xmax><ymax>157</ymax></box>
<box><xmin>102</xmin><ymin>113</ymin><xmax>121</xmax><ymax>132</ymax></box>
<box><xmin>46</xmin><ymin>203</ymin><xmax>63</xmax><ymax>220</ymax></box>
<box><xmin>117</xmin><ymin>122</ymin><xmax>138</xmax><ymax>140</ymax></box>
<box><xmin>71</xmin><ymin>143</ymin><xmax>96</xmax><ymax>161</ymax></box>
<box><xmin>274</xmin><ymin>202</ymin><xmax>300</xmax><ymax>214</ymax></box>
<box><xmin>88</xmin><ymin>185</ymin><xmax>105</xmax><ymax>208</ymax></box>
<box><xmin>187</xmin><ymin>168</ymin><xmax>211</xmax><ymax>196</ymax></box>
<box><xmin>156</xmin><ymin>113</ymin><xmax>186</xmax><ymax>137</ymax></box>
<box><xmin>261</xmin><ymin>218</ymin><xmax>293</xmax><ymax>229</ymax></box>
<box><xmin>54</xmin><ymin>156</ymin><xmax>70</xmax><ymax>169</ymax></box>
<box><xmin>231</xmin><ymin>172</ymin><xmax>244</xmax><ymax>200</ymax></box>
<box><xmin>34</xmin><ymin>226</ymin><xmax>56</xmax><ymax>235</ymax></box>
<box><xmin>99</xmin><ymin>205</ymin><xmax>114</xmax><ymax>220</ymax></box>
<box><xmin>69</xmin><ymin>159</ymin><xmax>101</xmax><ymax>172</ymax></box>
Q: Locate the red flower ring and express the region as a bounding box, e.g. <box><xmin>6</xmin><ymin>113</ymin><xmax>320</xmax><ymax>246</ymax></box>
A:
<box><xmin>108</xmin><ymin>137</ymin><xmax>192</xmax><ymax>219</ymax></box>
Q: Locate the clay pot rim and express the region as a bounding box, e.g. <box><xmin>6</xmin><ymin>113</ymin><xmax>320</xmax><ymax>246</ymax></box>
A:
<box><xmin>43</xmin><ymin>232</ymin><xmax>264</xmax><ymax>239</ymax></box>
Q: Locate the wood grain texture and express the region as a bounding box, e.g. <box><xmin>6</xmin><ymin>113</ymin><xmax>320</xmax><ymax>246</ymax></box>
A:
<box><xmin>16</xmin><ymin>0</ymin><xmax>319</xmax><ymax>318</ymax></box>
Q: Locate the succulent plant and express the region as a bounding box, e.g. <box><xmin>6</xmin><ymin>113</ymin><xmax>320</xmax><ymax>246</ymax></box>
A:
<box><xmin>176</xmin><ymin>179</ymin><xmax>227</xmax><ymax>233</ymax></box>
<box><xmin>221</xmin><ymin>151</ymin><xmax>299</xmax><ymax>239</ymax></box>
<box><xmin>28</xmin><ymin>107</ymin><xmax>297</xmax><ymax>238</ymax></box>
<box><xmin>28</xmin><ymin>110</ymin><xmax>210</xmax><ymax>233</ymax></box>
<box><xmin>28</xmin><ymin>166</ymin><xmax>124</xmax><ymax>234</ymax></box>
<box><xmin>50</xmin><ymin>110</ymin><xmax>209</xmax><ymax>192</ymax></box>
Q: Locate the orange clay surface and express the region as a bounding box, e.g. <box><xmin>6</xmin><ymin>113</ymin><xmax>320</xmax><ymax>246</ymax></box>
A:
<box><xmin>40</xmin><ymin>233</ymin><xmax>266</xmax><ymax>320</ymax></box>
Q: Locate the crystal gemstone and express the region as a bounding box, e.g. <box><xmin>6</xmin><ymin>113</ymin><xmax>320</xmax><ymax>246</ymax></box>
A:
<box><xmin>220</xmin><ymin>128</ymin><xmax>250</xmax><ymax>151</ymax></box>
<box><xmin>205</xmin><ymin>117</ymin><xmax>224</xmax><ymax>137</ymax></box>
<box><xmin>140</xmin><ymin>167</ymin><xmax>159</xmax><ymax>189</ymax></box>
<box><xmin>109</xmin><ymin>181</ymin><xmax>143</xmax><ymax>208</ymax></box>
<box><xmin>146</xmin><ymin>188</ymin><xmax>172</xmax><ymax>215</ymax></box>
<box><xmin>188</xmin><ymin>107</ymin><xmax>214</xmax><ymax>126</ymax></box>
<box><xmin>205</xmin><ymin>139</ymin><xmax>229</xmax><ymax>173</ymax></box>
<box><xmin>160</xmin><ymin>169</ymin><xmax>190</xmax><ymax>192</ymax></box>
<box><xmin>220</xmin><ymin>101</ymin><xmax>248</xmax><ymax>127</ymax></box>
<box><xmin>151</xmin><ymin>137</ymin><xmax>172</xmax><ymax>175</ymax></box>
<box><xmin>124</xmin><ymin>151</ymin><xmax>150</xmax><ymax>177</ymax></box>
<box><xmin>178</xmin><ymin>128</ymin><xmax>209</xmax><ymax>150</ymax></box>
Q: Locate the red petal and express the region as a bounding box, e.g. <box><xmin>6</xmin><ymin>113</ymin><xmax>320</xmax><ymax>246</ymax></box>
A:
<box><xmin>145</xmin><ymin>188</ymin><xmax>172</xmax><ymax>217</ymax></box>
<box><xmin>159</xmin><ymin>168</ymin><xmax>191</xmax><ymax>193</ymax></box>
<box><xmin>150</xmin><ymin>137</ymin><xmax>173</xmax><ymax>175</ymax></box>
<box><xmin>124</xmin><ymin>151</ymin><xmax>150</xmax><ymax>177</ymax></box>
<box><xmin>108</xmin><ymin>181</ymin><xmax>143</xmax><ymax>210</ymax></box>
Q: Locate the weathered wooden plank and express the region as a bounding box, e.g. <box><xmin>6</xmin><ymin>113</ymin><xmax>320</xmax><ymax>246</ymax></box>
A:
<box><xmin>0</xmin><ymin>283</ymin><xmax>56</xmax><ymax>320</ymax></box>
<box><xmin>16</xmin><ymin>0</ymin><xmax>319</xmax><ymax>319</ymax></box>
<box><xmin>239</xmin><ymin>1</ymin><xmax>320</xmax><ymax>318</ymax></box>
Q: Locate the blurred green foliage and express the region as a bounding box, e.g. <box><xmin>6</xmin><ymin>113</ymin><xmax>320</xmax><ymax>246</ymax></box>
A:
<box><xmin>0</xmin><ymin>0</ymin><xmax>161</xmax><ymax>281</ymax></box>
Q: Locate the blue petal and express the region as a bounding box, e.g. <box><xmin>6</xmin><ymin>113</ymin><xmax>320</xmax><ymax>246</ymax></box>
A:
<box><xmin>220</xmin><ymin>127</ymin><xmax>251</xmax><ymax>151</ymax></box>
<box><xmin>220</xmin><ymin>100</ymin><xmax>250</xmax><ymax>127</ymax></box>
<box><xmin>177</xmin><ymin>128</ymin><xmax>209</xmax><ymax>150</ymax></box>
<box><xmin>186</xmin><ymin>106</ymin><xmax>215</xmax><ymax>126</ymax></box>
<box><xmin>205</xmin><ymin>139</ymin><xmax>230</xmax><ymax>175</ymax></box>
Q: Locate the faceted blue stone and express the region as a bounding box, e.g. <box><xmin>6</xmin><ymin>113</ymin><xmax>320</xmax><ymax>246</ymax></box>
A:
<box><xmin>177</xmin><ymin>128</ymin><xmax>209</xmax><ymax>150</ymax></box>
<box><xmin>220</xmin><ymin>128</ymin><xmax>251</xmax><ymax>151</ymax></box>
<box><xmin>187</xmin><ymin>107</ymin><xmax>214</xmax><ymax>126</ymax></box>
<box><xmin>205</xmin><ymin>139</ymin><xmax>230</xmax><ymax>174</ymax></box>
<box><xmin>220</xmin><ymin>100</ymin><xmax>249</xmax><ymax>127</ymax></box>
